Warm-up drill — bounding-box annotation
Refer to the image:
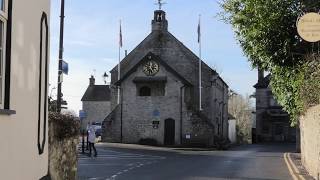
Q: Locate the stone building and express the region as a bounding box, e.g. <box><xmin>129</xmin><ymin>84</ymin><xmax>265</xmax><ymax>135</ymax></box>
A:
<box><xmin>254</xmin><ymin>69</ymin><xmax>295</xmax><ymax>142</ymax></box>
<box><xmin>0</xmin><ymin>0</ymin><xmax>51</xmax><ymax>179</ymax></box>
<box><xmin>102</xmin><ymin>9</ymin><xmax>229</xmax><ymax>146</ymax></box>
<box><xmin>81</xmin><ymin>75</ymin><xmax>111</xmax><ymax>130</ymax></box>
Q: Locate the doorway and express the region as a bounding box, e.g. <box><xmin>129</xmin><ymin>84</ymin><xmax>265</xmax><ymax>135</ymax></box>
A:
<box><xmin>164</xmin><ymin>119</ymin><xmax>175</xmax><ymax>145</ymax></box>
<box><xmin>273</xmin><ymin>123</ymin><xmax>284</xmax><ymax>142</ymax></box>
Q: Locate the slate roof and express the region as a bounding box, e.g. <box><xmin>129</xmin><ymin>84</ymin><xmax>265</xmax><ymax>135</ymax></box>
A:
<box><xmin>254</xmin><ymin>74</ymin><xmax>271</xmax><ymax>89</ymax></box>
<box><xmin>81</xmin><ymin>85</ymin><xmax>111</xmax><ymax>101</ymax></box>
<box><xmin>110</xmin><ymin>29</ymin><xmax>228</xmax><ymax>88</ymax></box>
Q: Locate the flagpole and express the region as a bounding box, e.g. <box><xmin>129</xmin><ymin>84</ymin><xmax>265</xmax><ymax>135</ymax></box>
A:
<box><xmin>117</xmin><ymin>20</ymin><xmax>121</xmax><ymax>105</ymax></box>
<box><xmin>198</xmin><ymin>14</ymin><xmax>202</xmax><ymax>111</ymax></box>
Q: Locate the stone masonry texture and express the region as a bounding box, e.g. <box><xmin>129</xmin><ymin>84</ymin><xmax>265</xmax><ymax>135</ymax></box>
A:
<box><xmin>300</xmin><ymin>104</ymin><xmax>320</xmax><ymax>179</ymax></box>
<box><xmin>103</xmin><ymin>10</ymin><xmax>229</xmax><ymax>146</ymax></box>
<box><xmin>81</xmin><ymin>101</ymin><xmax>111</xmax><ymax>130</ymax></box>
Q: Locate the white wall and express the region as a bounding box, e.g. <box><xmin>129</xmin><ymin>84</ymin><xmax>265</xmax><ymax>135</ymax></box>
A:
<box><xmin>0</xmin><ymin>0</ymin><xmax>50</xmax><ymax>179</ymax></box>
<box><xmin>300</xmin><ymin>105</ymin><xmax>320</xmax><ymax>179</ymax></box>
<box><xmin>228</xmin><ymin>119</ymin><xmax>237</xmax><ymax>143</ymax></box>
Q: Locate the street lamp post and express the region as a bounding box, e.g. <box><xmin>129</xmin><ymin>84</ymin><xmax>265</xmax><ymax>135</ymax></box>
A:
<box><xmin>57</xmin><ymin>0</ymin><xmax>65</xmax><ymax>113</ymax></box>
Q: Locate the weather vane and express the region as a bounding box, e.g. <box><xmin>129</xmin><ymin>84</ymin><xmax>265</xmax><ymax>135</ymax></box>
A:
<box><xmin>155</xmin><ymin>0</ymin><xmax>166</xmax><ymax>10</ymax></box>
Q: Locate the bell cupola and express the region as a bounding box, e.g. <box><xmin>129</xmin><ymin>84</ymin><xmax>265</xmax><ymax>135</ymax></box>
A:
<box><xmin>152</xmin><ymin>10</ymin><xmax>168</xmax><ymax>31</ymax></box>
<box><xmin>152</xmin><ymin>0</ymin><xmax>168</xmax><ymax>31</ymax></box>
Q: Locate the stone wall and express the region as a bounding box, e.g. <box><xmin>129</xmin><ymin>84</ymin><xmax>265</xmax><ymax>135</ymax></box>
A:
<box><xmin>255</xmin><ymin>88</ymin><xmax>271</xmax><ymax>136</ymax></box>
<box><xmin>182</xmin><ymin>113</ymin><xmax>215</xmax><ymax>146</ymax></box>
<box><xmin>120</xmin><ymin>63</ymin><xmax>184</xmax><ymax>145</ymax></box>
<box><xmin>209</xmin><ymin>79</ymin><xmax>229</xmax><ymax>138</ymax></box>
<box><xmin>48</xmin><ymin>114</ymin><xmax>79</xmax><ymax>180</ymax></box>
<box><xmin>102</xmin><ymin>105</ymin><xmax>122</xmax><ymax>143</ymax></box>
<box><xmin>104</xmin><ymin>61</ymin><xmax>227</xmax><ymax>146</ymax></box>
<box><xmin>81</xmin><ymin>101</ymin><xmax>111</xmax><ymax>130</ymax></box>
<box><xmin>300</xmin><ymin>104</ymin><xmax>320</xmax><ymax>179</ymax></box>
<box><xmin>49</xmin><ymin>138</ymin><xmax>78</xmax><ymax>180</ymax></box>
<box><xmin>255</xmin><ymin>87</ymin><xmax>294</xmax><ymax>142</ymax></box>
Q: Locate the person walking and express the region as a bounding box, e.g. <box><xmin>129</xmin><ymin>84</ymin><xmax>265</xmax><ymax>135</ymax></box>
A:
<box><xmin>86</xmin><ymin>122</ymin><xmax>90</xmax><ymax>150</ymax></box>
<box><xmin>88</xmin><ymin>125</ymin><xmax>97</xmax><ymax>157</ymax></box>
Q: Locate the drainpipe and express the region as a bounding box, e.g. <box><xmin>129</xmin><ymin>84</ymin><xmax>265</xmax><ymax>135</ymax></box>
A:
<box><xmin>219</xmin><ymin>101</ymin><xmax>223</xmax><ymax>137</ymax></box>
<box><xmin>180</xmin><ymin>85</ymin><xmax>187</xmax><ymax>145</ymax></box>
<box><xmin>211</xmin><ymin>75</ymin><xmax>218</xmax><ymax>136</ymax></box>
<box><xmin>221</xmin><ymin>86</ymin><xmax>225</xmax><ymax>138</ymax></box>
<box><xmin>120</xmin><ymin>86</ymin><xmax>123</xmax><ymax>143</ymax></box>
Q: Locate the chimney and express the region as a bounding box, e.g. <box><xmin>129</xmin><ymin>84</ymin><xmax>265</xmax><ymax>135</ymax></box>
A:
<box><xmin>152</xmin><ymin>10</ymin><xmax>168</xmax><ymax>32</ymax></box>
<box><xmin>258</xmin><ymin>67</ymin><xmax>264</xmax><ymax>82</ymax></box>
<box><xmin>89</xmin><ymin>75</ymin><xmax>95</xmax><ymax>86</ymax></box>
<box><xmin>125</xmin><ymin>50</ymin><xmax>128</xmax><ymax>57</ymax></box>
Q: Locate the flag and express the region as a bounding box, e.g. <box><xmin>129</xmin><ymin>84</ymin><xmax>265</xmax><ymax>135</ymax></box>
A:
<box><xmin>117</xmin><ymin>20</ymin><xmax>122</xmax><ymax>104</ymax></box>
<box><xmin>119</xmin><ymin>21</ymin><xmax>123</xmax><ymax>48</ymax></box>
<box><xmin>197</xmin><ymin>16</ymin><xmax>201</xmax><ymax>43</ymax></box>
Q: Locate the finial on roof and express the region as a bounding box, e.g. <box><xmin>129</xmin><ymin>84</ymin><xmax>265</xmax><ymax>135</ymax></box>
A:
<box><xmin>152</xmin><ymin>0</ymin><xmax>168</xmax><ymax>31</ymax></box>
<box><xmin>102</xmin><ymin>72</ymin><xmax>108</xmax><ymax>85</ymax></box>
<box><xmin>155</xmin><ymin>0</ymin><xmax>166</xmax><ymax>10</ymax></box>
<box><xmin>89</xmin><ymin>75</ymin><xmax>95</xmax><ymax>86</ymax></box>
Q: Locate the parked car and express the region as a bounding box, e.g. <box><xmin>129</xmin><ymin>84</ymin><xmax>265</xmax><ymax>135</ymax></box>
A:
<box><xmin>91</xmin><ymin>122</ymin><xmax>102</xmax><ymax>131</ymax></box>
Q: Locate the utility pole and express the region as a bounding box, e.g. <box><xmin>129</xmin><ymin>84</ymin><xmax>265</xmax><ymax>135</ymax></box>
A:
<box><xmin>57</xmin><ymin>0</ymin><xmax>65</xmax><ymax>113</ymax></box>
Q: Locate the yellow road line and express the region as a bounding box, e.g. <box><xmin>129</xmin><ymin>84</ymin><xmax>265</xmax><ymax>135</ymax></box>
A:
<box><xmin>284</xmin><ymin>153</ymin><xmax>306</xmax><ymax>180</ymax></box>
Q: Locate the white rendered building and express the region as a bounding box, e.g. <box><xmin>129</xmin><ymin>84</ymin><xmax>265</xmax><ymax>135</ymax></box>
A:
<box><xmin>0</xmin><ymin>0</ymin><xmax>50</xmax><ymax>179</ymax></box>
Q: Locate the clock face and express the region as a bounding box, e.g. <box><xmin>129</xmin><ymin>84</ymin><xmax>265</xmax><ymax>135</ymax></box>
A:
<box><xmin>143</xmin><ymin>60</ymin><xmax>159</xmax><ymax>76</ymax></box>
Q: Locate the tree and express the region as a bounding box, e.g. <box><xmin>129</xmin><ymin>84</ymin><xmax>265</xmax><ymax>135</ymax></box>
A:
<box><xmin>228</xmin><ymin>94</ymin><xmax>253</xmax><ymax>144</ymax></box>
<box><xmin>221</xmin><ymin>0</ymin><xmax>320</xmax><ymax>125</ymax></box>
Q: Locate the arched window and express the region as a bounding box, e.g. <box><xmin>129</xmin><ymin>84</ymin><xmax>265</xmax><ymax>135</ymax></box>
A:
<box><xmin>139</xmin><ymin>86</ymin><xmax>151</xmax><ymax>96</ymax></box>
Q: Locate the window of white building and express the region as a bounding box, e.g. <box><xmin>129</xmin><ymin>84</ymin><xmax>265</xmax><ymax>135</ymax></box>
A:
<box><xmin>0</xmin><ymin>0</ymin><xmax>7</xmax><ymax>108</ymax></box>
<box><xmin>0</xmin><ymin>0</ymin><xmax>3</xmax><ymax>11</ymax></box>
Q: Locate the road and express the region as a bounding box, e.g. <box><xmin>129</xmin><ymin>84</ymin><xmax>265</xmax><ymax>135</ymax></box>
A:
<box><xmin>78</xmin><ymin>143</ymin><xmax>295</xmax><ymax>180</ymax></box>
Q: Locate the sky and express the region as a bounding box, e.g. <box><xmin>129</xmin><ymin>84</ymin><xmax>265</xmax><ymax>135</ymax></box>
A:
<box><xmin>49</xmin><ymin>0</ymin><xmax>257</xmax><ymax>114</ymax></box>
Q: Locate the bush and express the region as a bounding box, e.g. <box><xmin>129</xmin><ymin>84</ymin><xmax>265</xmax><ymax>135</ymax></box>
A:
<box><xmin>49</xmin><ymin>112</ymin><xmax>80</xmax><ymax>140</ymax></box>
<box><xmin>300</xmin><ymin>56</ymin><xmax>320</xmax><ymax>108</ymax></box>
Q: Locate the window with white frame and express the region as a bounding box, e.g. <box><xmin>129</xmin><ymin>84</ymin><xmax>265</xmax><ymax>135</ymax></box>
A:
<box><xmin>0</xmin><ymin>0</ymin><xmax>3</xmax><ymax>11</ymax></box>
<box><xmin>0</xmin><ymin>0</ymin><xmax>7</xmax><ymax>108</ymax></box>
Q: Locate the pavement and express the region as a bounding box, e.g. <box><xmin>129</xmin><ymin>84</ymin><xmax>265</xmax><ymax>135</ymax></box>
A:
<box><xmin>284</xmin><ymin>153</ymin><xmax>315</xmax><ymax>180</ymax></box>
<box><xmin>78</xmin><ymin>142</ymin><xmax>296</xmax><ymax>180</ymax></box>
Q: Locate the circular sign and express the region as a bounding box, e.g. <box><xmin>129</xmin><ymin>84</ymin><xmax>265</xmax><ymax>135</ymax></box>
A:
<box><xmin>297</xmin><ymin>13</ymin><xmax>320</xmax><ymax>42</ymax></box>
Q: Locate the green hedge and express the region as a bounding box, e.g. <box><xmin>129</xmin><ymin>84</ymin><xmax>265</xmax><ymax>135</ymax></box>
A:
<box><xmin>49</xmin><ymin>112</ymin><xmax>80</xmax><ymax>140</ymax></box>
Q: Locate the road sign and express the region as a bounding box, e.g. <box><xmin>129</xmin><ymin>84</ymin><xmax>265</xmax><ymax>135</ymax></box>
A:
<box><xmin>62</xmin><ymin>60</ymin><xmax>69</xmax><ymax>75</ymax></box>
<box><xmin>297</xmin><ymin>12</ymin><xmax>320</xmax><ymax>42</ymax></box>
<box><xmin>186</xmin><ymin>134</ymin><xmax>191</xmax><ymax>139</ymax></box>
<box><xmin>153</xmin><ymin>109</ymin><xmax>160</xmax><ymax>117</ymax></box>
<box><xmin>79</xmin><ymin>110</ymin><xmax>87</xmax><ymax>119</ymax></box>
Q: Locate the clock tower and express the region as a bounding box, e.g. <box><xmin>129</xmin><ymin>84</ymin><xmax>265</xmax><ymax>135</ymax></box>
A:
<box><xmin>104</xmin><ymin>3</ymin><xmax>229</xmax><ymax>147</ymax></box>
